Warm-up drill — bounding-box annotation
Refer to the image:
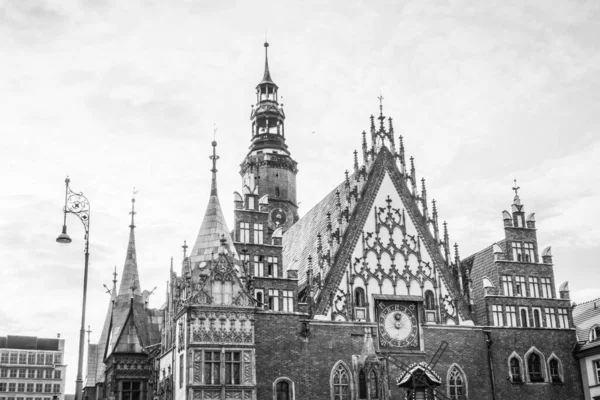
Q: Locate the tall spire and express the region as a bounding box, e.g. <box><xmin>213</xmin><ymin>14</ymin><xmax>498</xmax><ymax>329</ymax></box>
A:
<box><xmin>118</xmin><ymin>193</ymin><xmax>141</xmax><ymax>298</ymax></box>
<box><xmin>92</xmin><ymin>266</ymin><xmax>119</xmax><ymax>384</ymax></box>
<box><xmin>260</xmin><ymin>42</ymin><xmax>275</xmax><ymax>85</ymax></box>
<box><xmin>190</xmin><ymin>141</ymin><xmax>237</xmax><ymax>263</ymax></box>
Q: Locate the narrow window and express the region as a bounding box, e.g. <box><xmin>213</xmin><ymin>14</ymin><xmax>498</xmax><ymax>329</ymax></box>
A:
<box><xmin>254</xmin><ymin>255</ymin><xmax>264</xmax><ymax>277</ymax></box>
<box><xmin>253</xmin><ymin>223</ymin><xmax>264</xmax><ymax>244</ymax></box>
<box><xmin>505</xmin><ymin>306</ymin><xmax>517</xmax><ymax>327</ymax></box>
<box><xmin>368</xmin><ymin>370</ymin><xmax>378</xmax><ymax>399</ymax></box>
<box><xmin>239</xmin><ymin>222</ymin><xmax>250</xmax><ymax>243</ymax></box>
<box><xmin>179</xmin><ymin>354</ymin><xmax>184</xmax><ymax>388</ymax></box>
<box><xmin>528</xmin><ymin>277</ymin><xmax>539</xmax><ymax>298</ymax></box>
<box><xmin>212</xmin><ymin>281</ymin><xmax>223</xmax><ymax>305</ymax></box>
<box><xmin>267</xmin><ymin>256</ymin><xmax>278</xmax><ymax>277</ymax></box>
<box><xmin>18</xmin><ymin>353</ymin><xmax>26</xmax><ymax>364</ymax></box>
<box><xmin>223</xmin><ymin>281</ymin><xmax>233</xmax><ymax>305</ymax></box>
<box><xmin>268</xmin><ymin>289</ymin><xmax>280</xmax><ymax>311</ymax></box>
<box><xmin>0</xmin><ymin>352</ymin><xmax>7</xmax><ymax>363</ymax></box>
<box><xmin>424</xmin><ymin>290</ymin><xmax>435</xmax><ymax>310</ymax></box>
<box><xmin>275</xmin><ymin>187</ymin><xmax>280</xmax><ymax>197</ymax></box>
<box><xmin>282</xmin><ymin>290</ymin><xmax>294</xmax><ymax>312</ymax></box>
<box><xmin>557</xmin><ymin>308</ymin><xmax>569</xmax><ymax>328</ymax></box>
<box><xmin>204</xmin><ymin>351</ymin><xmax>220</xmax><ymax>385</ymax></box>
<box><xmin>545</xmin><ymin>308</ymin><xmax>557</xmax><ymax>328</ymax></box>
<box><xmin>27</xmin><ymin>353</ymin><xmax>35</xmax><ymax>365</ymax></box>
<box><xmin>354</xmin><ymin>288</ymin><xmax>365</xmax><ymax>307</ymax></box>
<box><xmin>549</xmin><ymin>359</ymin><xmax>561</xmax><ymax>383</ymax></box>
<box><xmin>501</xmin><ymin>276</ymin><xmax>514</xmax><ymax>296</ymax></box>
<box><xmin>594</xmin><ymin>360</ymin><xmax>600</xmax><ymax>384</ymax></box>
<box><xmin>540</xmin><ymin>278</ymin><xmax>552</xmax><ymax>298</ymax></box>
<box><xmin>224</xmin><ymin>352</ymin><xmax>241</xmax><ymax>385</ymax></box>
<box><xmin>331</xmin><ymin>363</ymin><xmax>350</xmax><ymax>400</ymax></box>
<box><xmin>590</xmin><ymin>326</ymin><xmax>600</xmax><ymax>341</ymax></box>
<box><xmin>27</xmin><ymin>369</ymin><xmax>34</xmax><ymax>378</ymax></box>
<box><xmin>492</xmin><ymin>305</ymin><xmax>503</xmax><ymax>326</ymax></box>
<box><xmin>358</xmin><ymin>371</ymin><xmax>367</xmax><ymax>399</ymax></box>
<box><xmin>523</xmin><ymin>243</ymin><xmax>536</xmax><ymax>262</ymax></box>
<box><xmin>10</xmin><ymin>353</ymin><xmax>18</xmax><ymax>364</ymax></box>
<box><xmin>533</xmin><ymin>309</ymin><xmax>541</xmax><ymax>328</ymax></box>
<box><xmin>511</xmin><ymin>242</ymin><xmax>523</xmax><ymax>261</ymax></box>
<box><xmin>520</xmin><ymin>309</ymin><xmax>528</xmax><ymax>327</ymax></box>
<box><xmin>510</xmin><ymin>357</ymin><xmax>522</xmax><ymax>382</ymax></box>
<box><xmin>515</xmin><ymin>276</ymin><xmax>526</xmax><ymax>296</ymax></box>
<box><xmin>254</xmin><ymin>289</ymin><xmax>264</xmax><ymax>307</ymax></box>
<box><xmin>0</xmin><ymin>382</ymin><xmax>5</xmax><ymax>392</ymax></box>
<box><xmin>527</xmin><ymin>353</ymin><xmax>544</xmax><ymax>382</ymax></box>
<box><xmin>247</xmin><ymin>196</ymin><xmax>255</xmax><ymax>210</ymax></box>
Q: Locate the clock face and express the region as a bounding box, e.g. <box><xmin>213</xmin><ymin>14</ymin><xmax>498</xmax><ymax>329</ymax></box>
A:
<box><xmin>377</xmin><ymin>302</ymin><xmax>419</xmax><ymax>349</ymax></box>
<box><xmin>268</xmin><ymin>203</ymin><xmax>292</xmax><ymax>230</ymax></box>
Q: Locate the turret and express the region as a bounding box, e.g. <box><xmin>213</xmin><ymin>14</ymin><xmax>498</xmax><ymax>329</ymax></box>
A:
<box><xmin>502</xmin><ymin>180</ymin><xmax>539</xmax><ymax>263</ymax></box>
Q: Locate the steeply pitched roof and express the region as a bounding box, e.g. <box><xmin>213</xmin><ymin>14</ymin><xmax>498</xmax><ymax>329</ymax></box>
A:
<box><xmin>190</xmin><ymin>142</ymin><xmax>237</xmax><ymax>263</ymax></box>
<box><xmin>573</xmin><ymin>298</ymin><xmax>600</xmax><ymax>341</ymax></box>
<box><xmin>118</xmin><ymin>200</ymin><xmax>141</xmax><ymax>298</ymax></box>
<box><xmin>84</xmin><ymin>344</ymin><xmax>98</xmax><ymax>388</ymax></box>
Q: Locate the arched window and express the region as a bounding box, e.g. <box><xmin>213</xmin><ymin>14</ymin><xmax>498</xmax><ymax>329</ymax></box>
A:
<box><xmin>354</xmin><ymin>288</ymin><xmax>365</xmax><ymax>307</ymax></box>
<box><xmin>547</xmin><ymin>355</ymin><xmax>563</xmax><ymax>384</ymax></box>
<box><xmin>330</xmin><ymin>362</ymin><xmax>352</xmax><ymax>400</ymax></box>
<box><xmin>273</xmin><ymin>377</ymin><xmax>294</xmax><ymax>400</ymax></box>
<box><xmin>368</xmin><ymin>370</ymin><xmax>378</xmax><ymax>399</ymax></box>
<box><xmin>509</xmin><ymin>357</ymin><xmax>522</xmax><ymax>382</ymax></box>
<box><xmin>533</xmin><ymin>309</ymin><xmax>541</xmax><ymax>327</ymax></box>
<box><xmin>358</xmin><ymin>371</ymin><xmax>367</xmax><ymax>399</ymax></box>
<box><xmin>447</xmin><ymin>365</ymin><xmax>467</xmax><ymax>400</ymax></box>
<box><xmin>520</xmin><ymin>309</ymin><xmax>528</xmax><ymax>327</ymax></box>
<box><xmin>424</xmin><ymin>290</ymin><xmax>435</xmax><ymax>310</ymax></box>
<box><xmin>527</xmin><ymin>353</ymin><xmax>543</xmax><ymax>382</ymax></box>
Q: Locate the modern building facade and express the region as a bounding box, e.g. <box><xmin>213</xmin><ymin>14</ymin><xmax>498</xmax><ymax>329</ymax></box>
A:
<box><xmin>0</xmin><ymin>335</ymin><xmax>67</xmax><ymax>400</ymax></box>
<box><xmin>574</xmin><ymin>298</ymin><xmax>600</xmax><ymax>400</ymax></box>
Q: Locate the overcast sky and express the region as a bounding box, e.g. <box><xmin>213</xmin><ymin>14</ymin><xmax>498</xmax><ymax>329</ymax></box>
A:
<box><xmin>1</xmin><ymin>0</ymin><xmax>599</xmax><ymax>394</ymax></box>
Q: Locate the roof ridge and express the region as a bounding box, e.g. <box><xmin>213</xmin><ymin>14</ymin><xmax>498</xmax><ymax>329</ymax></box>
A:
<box><xmin>574</xmin><ymin>297</ymin><xmax>600</xmax><ymax>307</ymax></box>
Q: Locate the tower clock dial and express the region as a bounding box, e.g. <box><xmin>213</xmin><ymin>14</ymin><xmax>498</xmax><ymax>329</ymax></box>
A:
<box><xmin>377</xmin><ymin>302</ymin><xmax>419</xmax><ymax>349</ymax></box>
<box><xmin>268</xmin><ymin>203</ymin><xmax>292</xmax><ymax>231</ymax></box>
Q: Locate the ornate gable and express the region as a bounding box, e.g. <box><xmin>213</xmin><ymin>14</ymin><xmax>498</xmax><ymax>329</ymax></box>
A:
<box><xmin>284</xmin><ymin>111</ymin><xmax>472</xmax><ymax>324</ymax></box>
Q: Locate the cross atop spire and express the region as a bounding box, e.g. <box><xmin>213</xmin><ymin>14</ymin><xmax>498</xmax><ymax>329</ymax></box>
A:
<box><xmin>210</xmin><ymin>140</ymin><xmax>220</xmax><ymax>196</ymax></box>
<box><xmin>378</xmin><ymin>93</ymin><xmax>385</xmax><ymax>120</ymax></box>
<box><xmin>512</xmin><ymin>179</ymin><xmax>520</xmax><ymax>196</ymax></box>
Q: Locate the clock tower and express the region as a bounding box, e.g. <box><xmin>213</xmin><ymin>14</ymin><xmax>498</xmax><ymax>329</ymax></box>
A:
<box><xmin>240</xmin><ymin>42</ymin><xmax>299</xmax><ymax>232</ymax></box>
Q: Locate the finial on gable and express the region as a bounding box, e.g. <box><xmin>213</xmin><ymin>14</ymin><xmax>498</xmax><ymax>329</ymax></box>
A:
<box><xmin>512</xmin><ymin>178</ymin><xmax>521</xmax><ymax>205</ymax></box>
<box><xmin>210</xmin><ymin>139</ymin><xmax>220</xmax><ymax>196</ymax></box>
<box><xmin>182</xmin><ymin>240</ymin><xmax>188</xmax><ymax>259</ymax></box>
<box><xmin>129</xmin><ymin>188</ymin><xmax>138</xmax><ymax>229</ymax></box>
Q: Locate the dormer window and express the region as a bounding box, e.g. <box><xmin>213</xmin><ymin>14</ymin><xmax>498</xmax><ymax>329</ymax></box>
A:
<box><xmin>513</xmin><ymin>213</ymin><xmax>524</xmax><ymax>227</ymax></box>
<box><xmin>590</xmin><ymin>325</ymin><xmax>600</xmax><ymax>341</ymax></box>
<box><xmin>248</xmin><ymin>196</ymin><xmax>255</xmax><ymax>210</ymax></box>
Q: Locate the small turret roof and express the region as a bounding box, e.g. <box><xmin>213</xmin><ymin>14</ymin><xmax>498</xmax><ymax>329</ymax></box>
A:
<box><xmin>190</xmin><ymin>141</ymin><xmax>238</xmax><ymax>263</ymax></box>
<box><xmin>257</xmin><ymin>42</ymin><xmax>278</xmax><ymax>88</ymax></box>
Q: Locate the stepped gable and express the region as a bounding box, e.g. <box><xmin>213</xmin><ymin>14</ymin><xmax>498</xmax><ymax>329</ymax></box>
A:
<box><xmin>284</xmin><ymin>110</ymin><xmax>471</xmax><ymax>321</ymax></box>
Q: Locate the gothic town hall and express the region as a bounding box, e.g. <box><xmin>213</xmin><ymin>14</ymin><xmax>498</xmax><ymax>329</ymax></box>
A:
<box><xmin>83</xmin><ymin>43</ymin><xmax>584</xmax><ymax>400</ymax></box>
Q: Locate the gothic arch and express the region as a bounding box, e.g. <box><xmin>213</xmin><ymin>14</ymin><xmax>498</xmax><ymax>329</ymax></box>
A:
<box><xmin>524</xmin><ymin>346</ymin><xmax>547</xmax><ymax>383</ymax></box>
<box><xmin>446</xmin><ymin>363</ymin><xmax>467</xmax><ymax>399</ymax></box>
<box><xmin>330</xmin><ymin>360</ymin><xmax>354</xmax><ymax>400</ymax></box>
<box><xmin>273</xmin><ymin>376</ymin><xmax>295</xmax><ymax>400</ymax></box>
<box><xmin>507</xmin><ymin>351</ymin><xmax>524</xmax><ymax>383</ymax></box>
<box><xmin>546</xmin><ymin>353</ymin><xmax>564</xmax><ymax>383</ymax></box>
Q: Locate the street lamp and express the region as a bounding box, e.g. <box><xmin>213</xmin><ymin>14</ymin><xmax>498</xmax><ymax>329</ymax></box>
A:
<box><xmin>56</xmin><ymin>176</ymin><xmax>90</xmax><ymax>400</ymax></box>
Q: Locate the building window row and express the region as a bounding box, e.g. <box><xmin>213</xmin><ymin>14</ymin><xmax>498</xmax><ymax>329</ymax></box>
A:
<box><xmin>0</xmin><ymin>397</ymin><xmax>52</xmax><ymax>400</ymax></box>
<box><xmin>0</xmin><ymin>369</ymin><xmax>61</xmax><ymax>380</ymax></box>
<box><xmin>192</xmin><ymin>349</ymin><xmax>252</xmax><ymax>386</ymax></box>
<box><xmin>0</xmin><ymin>383</ymin><xmax>60</xmax><ymax>393</ymax></box>
<box><xmin>508</xmin><ymin>349</ymin><xmax>563</xmax><ymax>384</ymax></box>
<box><xmin>237</xmin><ymin>222</ymin><xmax>264</xmax><ymax>245</ymax></box>
<box><xmin>262</xmin><ymin>289</ymin><xmax>294</xmax><ymax>312</ymax></box>
<box><xmin>511</xmin><ymin>241</ymin><xmax>536</xmax><ymax>263</ymax></box>
<box><xmin>491</xmin><ymin>305</ymin><xmax>569</xmax><ymax>328</ymax></box>
<box><xmin>0</xmin><ymin>353</ymin><xmax>60</xmax><ymax>366</ymax></box>
<box><xmin>501</xmin><ymin>275</ymin><xmax>553</xmax><ymax>298</ymax></box>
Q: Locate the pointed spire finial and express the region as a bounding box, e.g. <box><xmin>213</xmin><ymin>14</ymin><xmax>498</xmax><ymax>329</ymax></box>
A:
<box><xmin>210</xmin><ymin>140</ymin><xmax>219</xmax><ymax>196</ymax></box>
<box><xmin>182</xmin><ymin>240</ymin><xmax>188</xmax><ymax>259</ymax></box>
<box><xmin>377</xmin><ymin>93</ymin><xmax>385</xmax><ymax>130</ymax></box>
<box><xmin>112</xmin><ymin>265</ymin><xmax>118</xmax><ymax>285</ymax></box>
<box><xmin>262</xmin><ymin>41</ymin><xmax>273</xmax><ymax>83</ymax></box>
<box><xmin>129</xmin><ymin>188</ymin><xmax>138</xmax><ymax>229</ymax></box>
<box><xmin>86</xmin><ymin>325</ymin><xmax>92</xmax><ymax>344</ymax></box>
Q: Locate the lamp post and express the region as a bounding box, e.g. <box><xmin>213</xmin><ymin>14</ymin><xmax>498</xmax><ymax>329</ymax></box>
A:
<box><xmin>56</xmin><ymin>176</ymin><xmax>90</xmax><ymax>400</ymax></box>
